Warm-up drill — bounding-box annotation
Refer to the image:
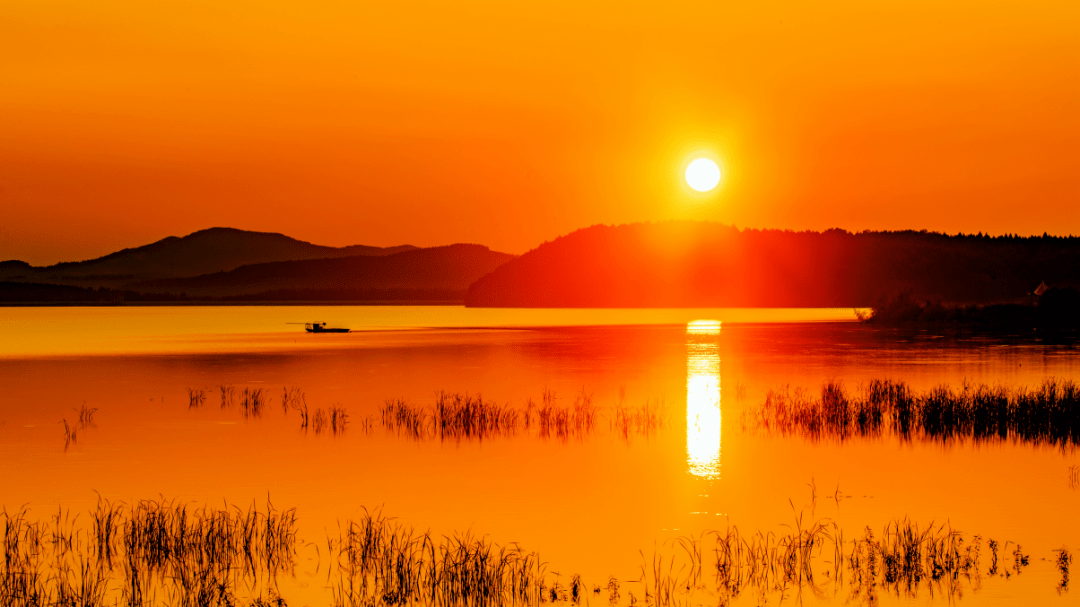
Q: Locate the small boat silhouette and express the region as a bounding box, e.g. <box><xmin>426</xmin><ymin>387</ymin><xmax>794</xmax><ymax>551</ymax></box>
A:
<box><xmin>297</xmin><ymin>322</ymin><xmax>350</xmax><ymax>333</ymax></box>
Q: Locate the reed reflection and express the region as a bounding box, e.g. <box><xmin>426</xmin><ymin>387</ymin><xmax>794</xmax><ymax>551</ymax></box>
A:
<box><xmin>686</xmin><ymin>320</ymin><xmax>721</xmax><ymax>478</ymax></box>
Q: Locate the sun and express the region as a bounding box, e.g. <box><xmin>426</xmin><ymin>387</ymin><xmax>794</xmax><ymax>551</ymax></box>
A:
<box><xmin>685</xmin><ymin>158</ymin><xmax>721</xmax><ymax>192</ymax></box>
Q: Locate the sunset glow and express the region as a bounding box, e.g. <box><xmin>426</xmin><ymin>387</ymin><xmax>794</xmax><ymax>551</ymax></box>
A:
<box><xmin>685</xmin><ymin>159</ymin><xmax>721</xmax><ymax>192</ymax></box>
<box><xmin>2</xmin><ymin>3</ymin><xmax>1078</xmax><ymax>605</ymax></box>
<box><xmin>1</xmin><ymin>2</ymin><xmax>1077</xmax><ymax>264</ymax></box>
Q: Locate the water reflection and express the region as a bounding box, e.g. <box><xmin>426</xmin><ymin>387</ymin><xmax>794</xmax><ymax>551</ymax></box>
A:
<box><xmin>686</xmin><ymin>320</ymin><xmax>721</xmax><ymax>478</ymax></box>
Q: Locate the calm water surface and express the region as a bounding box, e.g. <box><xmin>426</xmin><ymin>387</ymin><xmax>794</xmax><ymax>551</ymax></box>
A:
<box><xmin>0</xmin><ymin>306</ymin><xmax>1077</xmax><ymax>605</ymax></box>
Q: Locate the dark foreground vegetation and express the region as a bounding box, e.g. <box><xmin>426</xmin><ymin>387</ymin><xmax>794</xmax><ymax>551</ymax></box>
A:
<box><xmin>1</xmin><ymin>497</ymin><xmax>1066</xmax><ymax>607</ymax></box>
<box><xmin>466</xmin><ymin>222</ymin><xmax>1080</xmax><ymax>307</ymax></box>
<box><xmin>863</xmin><ymin>286</ymin><xmax>1080</xmax><ymax>331</ymax></box>
<box><xmin>746</xmin><ymin>378</ymin><xmax>1080</xmax><ymax>447</ymax></box>
<box><xmin>1</xmin><ymin>498</ymin><xmax>297</xmax><ymax>607</ymax></box>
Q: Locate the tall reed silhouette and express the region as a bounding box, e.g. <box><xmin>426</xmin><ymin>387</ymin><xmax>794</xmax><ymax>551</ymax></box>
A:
<box><xmin>746</xmin><ymin>378</ymin><xmax>1080</xmax><ymax>447</ymax></box>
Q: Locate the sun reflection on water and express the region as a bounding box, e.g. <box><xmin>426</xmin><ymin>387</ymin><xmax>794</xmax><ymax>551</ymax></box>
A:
<box><xmin>686</xmin><ymin>320</ymin><xmax>721</xmax><ymax>478</ymax></box>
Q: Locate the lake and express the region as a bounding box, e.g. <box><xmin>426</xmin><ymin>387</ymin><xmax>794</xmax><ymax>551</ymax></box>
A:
<box><xmin>1</xmin><ymin>306</ymin><xmax>1077</xmax><ymax>606</ymax></box>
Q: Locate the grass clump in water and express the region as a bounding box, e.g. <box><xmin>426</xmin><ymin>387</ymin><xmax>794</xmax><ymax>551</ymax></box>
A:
<box><xmin>329</xmin><ymin>507</ymin><xmax>543</xmax><ymax>607</ymax></box>
<box><xmin>220</xmin><ymin>385</ymin><xmax>236</xmax><ymax>409</ymax></box>
<box><xmin>187</xmin><ymin>388</ymin><xmax>207</xmax><ymax>409</ymax></box>
<box><xmin>611</xmin><ymin>399</ymin><xmax>666</xmax><ymax>441</ymax></box>
<box><xmin>747</xmin><ymin>378</ymin><xmax>1080</xmax><ymax>447</ymax></box>
<box><xmin>0</xmin><ymin>496</ymin><xmax>1059</xmax><ymax>606</ymax></box>
<box><xmin>1</xmin><ymin>497</ymin><xmax>297</xmax><ymax>607</ymax></box>
<box><xmin>240</xmin><ymin>388</ymin><xmax>268</xmax><ymax>418</ymax></box>
<box><xmin>379</xmin><ymin>388</ymin><xmax>661</xmax><ymax>443</ymax></box>
<box><xmin>534</xmin><ymin>388</ymin><xmax>597</xmax><ymax>441</ymax></box>
<box><xmin>639</xmin><ymin>512</ymin><xmax>1034</xmax><ymax>606</ymax></box>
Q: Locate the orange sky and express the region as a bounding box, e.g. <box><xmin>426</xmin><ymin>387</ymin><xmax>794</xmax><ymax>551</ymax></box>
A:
<box><xmin>1</xmin><ymin>1</ymin><xmax>1078</xmax><ymax>265</ymax></box>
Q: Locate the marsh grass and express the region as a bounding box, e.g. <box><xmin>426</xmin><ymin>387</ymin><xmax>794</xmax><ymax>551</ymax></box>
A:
<box><xmin>535</xmin><ymin>389</ymin><xmax>597</xmax><ymax>441</ymax></box>
<box><xmin>60</xmin><ymin>404</ymin><xmax>98</xmax><ymax>451</ymax></box>
<box><xmin>77</xmin><ymin>404</ymin><xmax>98</xmax><ymax>428</ymax></box>
<box><xmin>187</xmin><ymin>388</ymin><xmax>207</xmax><ymax>409</ymax></box>
<box><xmin>380</xmin><ymin>389</ymin><xmax>663</xmax><ymax>443</ymax></box>
<box><xmin>281</xmin><ymin>387</ymin><xmax>304</xmax><ymax>414</ymax></box>
<box><xmin>1</xmin><ymin>497</ymin><xmax>1057</xmax><ymax>607</ymax></box>
<box><xmin>297</xmin><ymin>403</ymin><xmax>309</xmax><ymax>430</ymax></box>
<box><xmin>240</xmin><ymin>388</ymin><xmax>268</xmax><ymax>418</ymax></box>
<box><xmin>747</xmin><ymin>378</ymin><xmax>1080</xmax><ymax>447</ymax></box>
<box><xmin>356</xmin><ymin>415</ymin><xmax>374</xmax><ymax>434</ymax></box>
<box><xmin>298</xmin><ymin>405</ymin><xmax>348</xmax><ymax>435</ymax></box>
<box><xmin>220</xmin><ymin>385</ymin><xmax>236</xmax><ymax>409</ymax></box>
<box><xmin>327</xmin><ymin>407</ymin><xmax>348</xmax><ymax>435</ymax></box>
<box><xmin>636</xmin><ymin>513</ymin><xmax>1035</xmax><ymax>606</ymax></box>
<box><xmin>1</xmin><ymin>498</ymin><xmax>297</xmax><ymax>607</ymax></box>
<box><xmin>1055</xmin><ymin>549</ymin><xmax>1072</xmax><ymax>593</ymax></box>
<box><xmin>199</xmin><ymin>384</ymin><xmax>662</xmax><ymax>443</ymax></box>
<box><xmin>436</xmin><ymin>391</ymin><xmax>520</xmax><ymax>439</ymax></box>
<box><xmin>611</xmin><ymin>399</ymin><xmax>665</xmax><ymax>441</ymax></box>
<box><xmin>328</xmin><ymin>507</ymin><xmax>545</xmax><ymax>607</ymax></box>
<box><xmin>60</xmin><ymin>419</ymin><xmax>77</xmax><ymax>450</ymax></box>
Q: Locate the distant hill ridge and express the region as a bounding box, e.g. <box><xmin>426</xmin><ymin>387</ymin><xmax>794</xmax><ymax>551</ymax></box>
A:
<box><xmin>0</xmin><ymin>228</ymin><xmax>513</xmax><ymax>304</ymax></box>
<box><xmin>465</xmin><ymin>222</ymin><xmax>1080</xmax><ymax>307</ymax></box>
<box><xmin>6</xmin><ymin>222</ymin><xmax>1079</xmax><ymax>307</ymax></box>
<box><xmin>0</xmin><ymin>227</ymin><xmax>418</xmax><ymax>283</ymax></box>
<box><xmin>138</xmin><ymin>243</ymin><xmax>513</xmax><ymax>298</ymax></box>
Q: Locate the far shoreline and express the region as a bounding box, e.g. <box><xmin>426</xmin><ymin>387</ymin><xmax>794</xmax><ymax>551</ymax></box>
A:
<box><xmin>0</xmin><ymin>300</ymin><xmax>466</xmax><ymax>307</ymax></box>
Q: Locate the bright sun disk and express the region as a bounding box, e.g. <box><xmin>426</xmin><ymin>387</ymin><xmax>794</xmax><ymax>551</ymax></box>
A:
<box><xmin>685</xmin><ymin>158</ymin><xmax>721</xmax><ymax>192</ymax></box>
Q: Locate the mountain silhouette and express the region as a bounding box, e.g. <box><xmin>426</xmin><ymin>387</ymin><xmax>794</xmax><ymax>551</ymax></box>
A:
<box><xmin>465</xmin><ymin>222</ymin><xmax>1080</xmax><ymax>307</ymax></box>
<box><xmin>0</xmin><ymin>227</ymin><xmax>417</xmax><ymax>285</ymax></box>
<box><xmin>136</xmin><ymin>244</ymin><xmax>513</xmax><ymax>299</ymax></box>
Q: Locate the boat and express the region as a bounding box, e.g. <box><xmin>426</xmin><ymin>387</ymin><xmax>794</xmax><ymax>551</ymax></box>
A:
<box><xmin>304</xmin><ymin>322</ymin><xmax>350</xmax><ymax>333</ymax></box>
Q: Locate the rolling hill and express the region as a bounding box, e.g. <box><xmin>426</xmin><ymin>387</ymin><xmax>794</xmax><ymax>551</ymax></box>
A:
<box><xmin>0</xmin><ymin>227</ymin><xmax>417</xmax><ymax>285</ymax></box>
<box><xmin>465</xmin><ymin>222</ymin><xmax>1080</xmax><ymax>307</ymax></box>
<box><xmin>136</xmin><ymin>244</ymin><xmax>513</xmax><ymax>299</ymax></box>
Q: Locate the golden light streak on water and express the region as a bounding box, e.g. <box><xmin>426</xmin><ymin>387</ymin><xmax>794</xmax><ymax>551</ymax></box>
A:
<box><xmin>686</xmin><ymin>320</ymin><xmax>721</xmax><ymax>478</ymax></box>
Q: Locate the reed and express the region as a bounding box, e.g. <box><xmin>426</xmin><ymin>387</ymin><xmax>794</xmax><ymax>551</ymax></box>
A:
<box><xmin>297</xmin><ymin>402</ymin><xmax>310</xmax><ymax>430</ymax></box>
<box><xmin>329</xmin><ymin>507</ymin><xmax>543</xmax><ymax>607</ymax></box>
<box><xmin>379</xmin><ymin>389</ymin><xmax>638</xmax><ymax>443</ymax></box>
<box><xmin>611</xmin><ymin>399</ymin><xmax>666</xmax><ymax>441</ymax></box>
<box><xmin>638</xmin><ymin>516</ymin><xmax>1029</xmax><ymax>606</ymax></box>
<box><xmin>311</xmin><ymin>408</ymin><xmax>326</xmax><ymax>434</ymax></box>
<box><xmin>1</xmin><ymin>498</ymin><xmax>297</xmax><ymax>607</ymax></box>
<box><xmin>60</xmin><ymin>419</ymin><xmax>77</xmax><ymax>450</ymax></box>
<box><xmin>296</xmin><ymin>403</ymin><xmax>348</xmax><ymax>435</ymax></box>
<box><xmin>76</xmin><ymin>403</ymin><xmax>98</xmax><ymax>428</ymax></box>
<box><xmin>434</xmin><ymin>391</ymin><xmax>519</xmax><ymax>440</ymax></box>
<box><xmin>747</xmin><ymin>378</ymin><xmax>1080</xmax><ymax>446</ymax></box>
<box><xmin>381</xmin><ymin>397</ymin><xmax>428</xmax><ymax>439</ymax></box>
<box><xmin>282</xmin><ymin>387</ymin><xmax>305</xmax><ymax>415</ymax></box>
<box><xmin>1</xmin><ymin>496</ymin><xmax>1060</xmax><ymax>606</ymax></box>
<box><xmin>328</xmin><ymin>406</ymin><xmax>349</xmax><ymax>435</ymax></box>
<box><xmin>536</xmin><ymin>388</ymin><xmax>597</xmax><ymax>441</ymax></box>
<box><xmin>240</xmin><ymin>388</ymin><xmax>268</xmax><ymax>418</ymax></box>
<box><xmin>187</xmin><ymin>388</ymin><xmax>207</xmax><ymax>409</ymax></box>
<box><xmin>1055</xmin><ymin>548</ymin><xmax>1071</xmax><ymax>592</ymax></box>
<box><xmin>219</xmin><ymin>385</ymin><xmax>236</xmax><ymax>409</ymax></box>
<box><xmin>356</xmin><ymin>415</ymin><xmax>375</xmax><ymax>434</ymax></box>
